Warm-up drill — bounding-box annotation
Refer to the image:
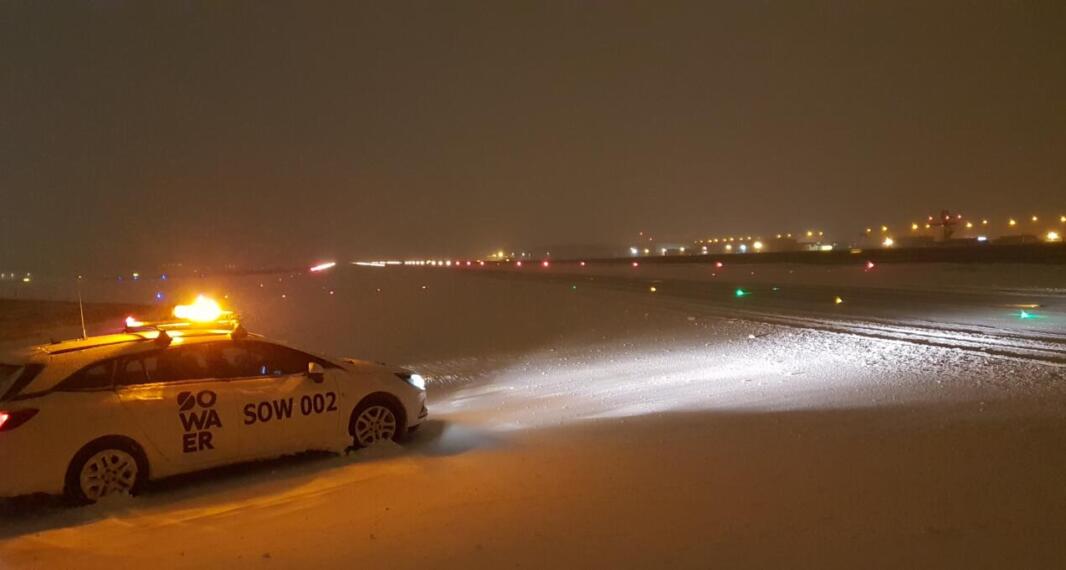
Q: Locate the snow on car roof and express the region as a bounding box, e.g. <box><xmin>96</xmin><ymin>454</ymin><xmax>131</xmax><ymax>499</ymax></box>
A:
<box><xmin>7</xmin><ymin>329</ymin><xmax>260</xmax><ymax>399</ymax></box>
<box><xmin>35</xmin><ymin>329</ymin><xmax>236</xmax><ymax>356</ymax></box>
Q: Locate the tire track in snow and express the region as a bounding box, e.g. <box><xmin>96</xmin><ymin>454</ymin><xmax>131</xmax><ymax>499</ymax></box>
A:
<box><xmin>479</xmin><ymin>270</ymin><xmax>1066</xmax><ymax>366</ymax></box>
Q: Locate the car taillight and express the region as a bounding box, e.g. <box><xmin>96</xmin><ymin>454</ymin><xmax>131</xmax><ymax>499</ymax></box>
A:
<box><xmin>0</xmin><ymin>409</ymin><xmax>38</xmax><ymax>432</ymax></box>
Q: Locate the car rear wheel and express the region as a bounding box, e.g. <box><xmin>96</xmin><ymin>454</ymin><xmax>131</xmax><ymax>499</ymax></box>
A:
<box><xmin>66</xmin><ymin>439</ymin><xmax>147</xmax><ymax>504</ymax></box>
<box><xmin>350</xmin><ymin>402</ymin><xmax>401</xmax><ymax>448</ymax></box>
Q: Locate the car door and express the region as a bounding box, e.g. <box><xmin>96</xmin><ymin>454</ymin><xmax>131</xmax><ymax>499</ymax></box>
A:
<box><xmin>114</xmin><ymin>344</ymin><xmax>240</xmax><ymax>471</ymax></box>
<box><xmin>226</xmin><ymin>341</ymin><xmax>340</xmax><ymax>454</ymax></box>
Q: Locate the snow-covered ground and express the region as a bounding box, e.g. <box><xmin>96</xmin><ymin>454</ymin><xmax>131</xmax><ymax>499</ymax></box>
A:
<box><xmin>2</xmin><ymin>263</ymin><xmax>1065</xmax><ymax>568</ymax></box>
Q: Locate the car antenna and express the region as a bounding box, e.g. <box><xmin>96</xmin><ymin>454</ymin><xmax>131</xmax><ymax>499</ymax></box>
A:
<box><xmin>76</xmin><ymin>274</ymin><xmax>87</xmax><ymax>340</ymax></box>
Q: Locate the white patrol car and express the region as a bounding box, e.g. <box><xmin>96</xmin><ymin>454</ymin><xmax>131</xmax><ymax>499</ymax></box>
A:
<box><xmin>0</xmin><ymin>313</ymin><xmax>428</xmax><ymax>503</ymax></box>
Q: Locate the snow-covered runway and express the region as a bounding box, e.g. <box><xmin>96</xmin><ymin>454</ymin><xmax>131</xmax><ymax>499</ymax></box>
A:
<box><xmin>3</xmin><ymin>263</ymin><xmax>1065</xmax><ymax>568</ymax></box>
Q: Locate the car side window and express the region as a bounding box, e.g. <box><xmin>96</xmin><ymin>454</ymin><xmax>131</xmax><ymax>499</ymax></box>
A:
<box><xmin>213</xmin><ymin>344</ymin><xmax>261</xmax><ymax>378</ymax></box>
<box><xmin>244</xmin><ymin>342</ymin><xmax>310</xmax><ymax>376</ymax></box>
<box><xmin>59</xmin><ymin>360</ymin><xmax>115</xmax><ymax>392</ymax></box>
<box><xmin>116</xmin><ymin>358</ymin><xmax>147</xmax><ymax>386</ymax></box>
<box><xmin>116</xmin><ymin>345</ymin><xmax>214</xmax><ymax>385</ymax></box>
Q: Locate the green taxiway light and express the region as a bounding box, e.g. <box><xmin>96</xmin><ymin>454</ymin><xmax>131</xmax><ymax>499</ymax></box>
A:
<box><xmin>735</xmin><ymin>288</ymin><xmax>748</xmax><ymax>297</ymax></box>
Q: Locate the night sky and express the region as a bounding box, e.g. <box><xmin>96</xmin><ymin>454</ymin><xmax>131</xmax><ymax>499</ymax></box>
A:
<box><xmin>2</xmin><ymin>2</ymin><xmax>1064</xmax><ymax>273</ymax></box>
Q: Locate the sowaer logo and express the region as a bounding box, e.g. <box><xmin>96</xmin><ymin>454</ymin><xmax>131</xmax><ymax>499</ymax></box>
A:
<box><xmin>177</xmin><ymin>390</ymin><xmax>222</xmax><ymax>453</ymax></box>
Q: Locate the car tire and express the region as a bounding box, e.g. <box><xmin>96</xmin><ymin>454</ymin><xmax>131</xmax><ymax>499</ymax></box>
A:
<box><xmin>349</xmin><ymin>397</ymin><xmax>406</xmax><ymax>449</ymax></box>
<box><xmin>64</xmin><ymin>437</ymin><xmax>148</xmax><ymax>505</ymax></box>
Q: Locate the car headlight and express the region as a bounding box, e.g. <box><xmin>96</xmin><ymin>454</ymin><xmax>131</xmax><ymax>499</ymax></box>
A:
<box><xmin>395</xmin><ymin>372</ymin><xmax>426</xmax><ymax>391</ymax></box>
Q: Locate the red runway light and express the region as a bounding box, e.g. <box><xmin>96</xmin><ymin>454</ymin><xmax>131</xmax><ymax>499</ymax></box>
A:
<box><xmin>542</xmin><ymin>261</ymin><xmax>550</xmax><ymax>268</ymax></box>
<box><xmin>632</xmin><ymin>261</ymin><xmax>640</xmax><ymax>267</ymax></box>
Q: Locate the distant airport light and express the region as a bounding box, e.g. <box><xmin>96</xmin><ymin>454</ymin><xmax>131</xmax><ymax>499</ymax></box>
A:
<box><xmin>977</xmin><ymin>236</ymin><xmax>988</xmax><ymax>242</ymax></box>
<box><xmin>1009</xmin><ymin>218</ymin><xmax>1017</xmax><ymax>226</ymax></box>
<box><xmin>735</xmin><ymin>288</ymin><xmax>748</xmax><ymax>297</ymax></box>
<box><xmin>632</xmin><ymin>261</ymin><xmax>640</xmax><ymax>267</ymax></box>
<box><xmin>752</xmin><ymin>241</ymin><xmax>764</xmax><ymax>251</ymax></box>
<box><xmin>1047</xmin><ymin>231</ymin><xmax>1062</xmax><ymax>242</ymax></box>
<box><xmin>882</xmin><ymin>237</ymin><xmax>895</xmax><ymax>247</ymax></box>
<box><xmin>125</xmin><ymin>316</ymin><xmax>144</xmax><ymax>328</ymax></box>
<box><xmin>541</xmin><ymin>260</ymin><xmax>550</xmax><ymax>268</ymax></box>
<box><xmin>309</xmin><ymin>261</ymin><xmax>337</xmax><ymax>272</ymax></box>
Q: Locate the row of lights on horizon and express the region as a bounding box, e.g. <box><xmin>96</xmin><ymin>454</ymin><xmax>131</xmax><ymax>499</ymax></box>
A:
<box><xmin>0</xmin><ymin>272</ymin><xmax>32</xmax><ymax>283</ymax></box>
<box><xmin>668</xmin><ymin>214</ymin><xmax>1065</xmax><ymax>252</ymax></box>
<box><xmin>365</xmin><ymin>214</ymin><xmax>1065</xmax><ymax>266</ymax></box>
<box><xmin>889</xmin><ymin>214</ymin><xmax>1066</xmax><ymax>232</ymax></box>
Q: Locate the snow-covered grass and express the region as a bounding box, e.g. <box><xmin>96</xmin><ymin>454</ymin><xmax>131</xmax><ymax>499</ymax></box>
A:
<box><xmin>2</xmin><ymin>265</ymin><xmax>1065</xmax><ymax>568</ymax></box>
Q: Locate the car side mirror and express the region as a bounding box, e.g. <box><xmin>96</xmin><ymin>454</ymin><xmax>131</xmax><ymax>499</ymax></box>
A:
<box><xmin>307</xmin><ymin>361</ymin><xmax>325</xmax><ymax>383</ymax></box>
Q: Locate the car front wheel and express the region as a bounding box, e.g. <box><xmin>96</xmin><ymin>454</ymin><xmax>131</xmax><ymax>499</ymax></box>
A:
<box><xmin>350</xmin><ymin>401</ymin><xmax>402</xmax><ymax>448</ymax></box>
